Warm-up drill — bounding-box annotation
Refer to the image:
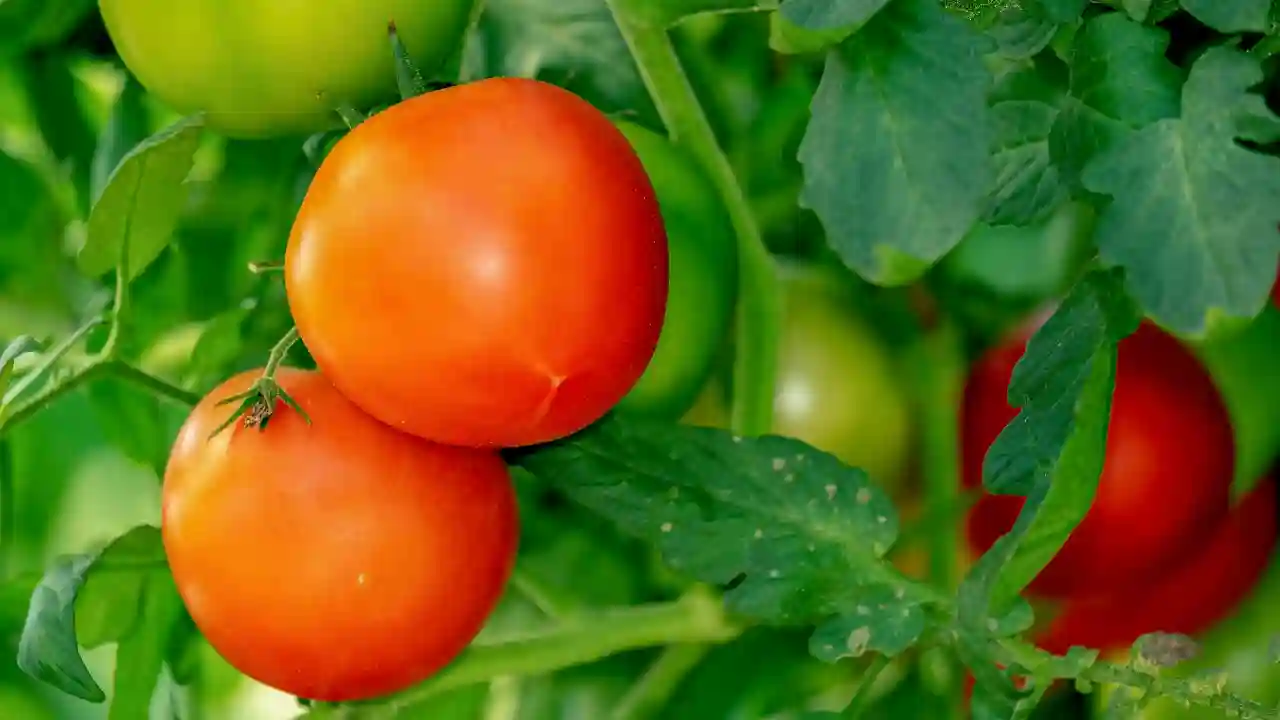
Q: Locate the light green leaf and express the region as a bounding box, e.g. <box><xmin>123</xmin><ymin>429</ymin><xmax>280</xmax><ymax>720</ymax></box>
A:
<box><xmin>798</xmin><ymin>0</ymin><xmax>994</xmax><ymax>285</ymax></box>
<box><xmin>1081</xmin><ymin>48</ymin><xmax>1280</xmax><ymax>336</ymax></box>
<box><xmin>90</xmin><ymin>77</ymin><xmax>150</xmax><ymax>206</ymax></box>
<box><xmin>77</xmin><ymin>115</ymin><xmax>205</xmax><ymax>281</ymax></box>
<box><xmin>1179</xmin><ymin>0</ymin><xmax>1270</xmax><ymax>32</ymax></box>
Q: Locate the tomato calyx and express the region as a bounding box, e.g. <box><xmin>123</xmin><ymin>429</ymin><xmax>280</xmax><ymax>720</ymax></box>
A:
<box><xmin>208</xmin><ymin>327</ymin><xmax>310</xmax><ymax>437</ymax></box>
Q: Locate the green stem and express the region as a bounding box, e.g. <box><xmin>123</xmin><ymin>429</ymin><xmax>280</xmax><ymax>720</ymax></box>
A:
<box><xmin>0</xmin><ymin>440</ymin><xmax>13</xmax><ymax>580</ymax></box>
<box><xmin>108</xmin><ymin>363</ymin><xmax>201</xmax><ymax>406</ymax></box>
<box><xmin>508</xmin><ymin>568</ymin><xmax>575</xmax><ymax>620</ymax></box>
<box><xmin>300</xmin><ymin>589</ymin><xmax>742</xmax><ymax>717</ymax></box>
<box><xmin>604</xmin><ymin>0</ymin><xmax>781</xmax><ymax>438</ymax></box>
<box><xmin>100</xmin><ymin>234</ymin><xmax>131</xmax><ymax>359</ymax></box>
<box><xmin>265</xmin><ymin>327</ymin><xmax>301</xmax><ymax>377</ymax></box>
<box><xmin>610</xmin><ymin>643</ymin><xmax>712</xmax><ymax>720</ymax></box>
<box><xmin>0</xmin><ymin>359</ymin><xmax>197</xmax><ymax>431</ymax></box>
<box><xmin>841</xmin><ymin>655</ymin><xmax>891</xmax><ymax>719</ymax></box>
<box><xmin>1</xmin><ymin>316</ymin><xmax>104</xmax><ymax>409</ymax></box>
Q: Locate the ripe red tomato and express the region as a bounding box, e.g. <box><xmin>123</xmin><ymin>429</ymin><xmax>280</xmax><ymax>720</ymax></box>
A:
<box><xmin>286</xmin><ymin>78</ymin><xmax>668</xmax><ymax>448</ymax></box>
<box><xmin>963</xmin><ymin>321</ymin><xmax>1235</xmax><ymax>598</ymax></box>
<box><xmin>162</xmin><ymin>368</ymin><xmax>519</xmax><ymax>701</ymax></box>
<box><xmin>1036</xmin><ymin>476</ymin><xmax>1276</xmax><ymax>656</ymax></box>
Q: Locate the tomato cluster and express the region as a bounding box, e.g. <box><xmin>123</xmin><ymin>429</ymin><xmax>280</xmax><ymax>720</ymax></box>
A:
<box><xmin>163</xmin><ymin>78</ymin><xmax>672</xmax><ymax>701</ymax></box>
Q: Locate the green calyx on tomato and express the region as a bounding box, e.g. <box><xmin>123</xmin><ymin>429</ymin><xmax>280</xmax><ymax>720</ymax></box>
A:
<box><xmin>684</xmin><ymin>262</ymin><xmax>913</xmax><ymax>491</ymax></box>
<box><xmin>962</xmin><ymin>321</ymin><xmax>1236</xmax><ymax>599</ymax></box>
<box><xmin>611</xmin><ymin>120</ymin><xmax>738</xmax><ymax>421</ymax></box>
<box><xmin>99</xmin><ymin>0</ymin><xmax>477</xmax><ymax>138</ymax></box>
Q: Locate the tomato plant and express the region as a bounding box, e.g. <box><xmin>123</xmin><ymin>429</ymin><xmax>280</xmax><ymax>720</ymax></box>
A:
<box><xmin>285</xmin><ymin>77</ymin><xmax>669</xmax><ymax>449</ymax></box>
<box><xmin>611</xmin><ymin>120</ymin><xmax>738</xmax><ymax>421</ymax></box>
<box><xmin>98</xmin><ymin>0</ymin><xmax>476</xmax><ymax>138</ymax></box>
<box><xmin>163</xmin><ymin>368</ymin><xmax>519</xmax><ymax>701</ymax></box>
<box><xmin>4</xmin><ymin>2</ymin><xmax>1280</xmax><ymax>720</ymax></box>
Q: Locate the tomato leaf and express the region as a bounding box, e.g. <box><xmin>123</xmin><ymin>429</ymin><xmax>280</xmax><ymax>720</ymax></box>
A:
<box><xmin>107</xmin><ymin>572</ymin><xmax>184</xmax><ymax>720</ymax></box>
<box><xmin>1178</xmin><ymin>0</ymin><xmax>1270</xmax><ymax>33</ymax></box>
<box><xmin>797</xmin><ymin>0</ymin><xmax>994</xmax><ymax>285</ymax></box>
<box><xmin>984</xmin><ymin>56</ymin><xmax>1070</xmax><ymax>225</ymax></box>
<box><xmin>987</xmin><ymin>7</ymin><xmax>1058</xmax><ymax>61</ymax></box>
<box><xmin>76</xmin><ymin>115</ymin><xmax>205</xmax><ymax>281</ymax></box>
<box><xmin>778</xmin><ymin>0</ymin><xmax>891</xmax><ymax>30</ymax></box>
<box><xmin>512</xmin><ymin>415</ymin><xmax>941</xmax><ymax>662</ymax></box>
<box><xmin>90</xmin><ymin>77</ymin><xmax>150</xmax><ymax>207</ymax></box>
<box><xmin>18</xmin><ymin>525</ymin><xmax>171</xmax><ymax>702</ymax></box>
<box><xmin>1024</xmin><ymin>0</ymin><xmax>1088</xmax><ymax>23</ymax></box>
<box><xmin>956</xmin><ymin>269</ymin><xmax>1138</xmax><ymax>672</ymax></box>
<box><xmin>1048</xmin><ymin>13</ymin><xmax>1182</xmax><ymax>194</ymax></box>
<box><xmin>1081</xmin><ymin>47</ymin><xmax>1280</xmax><ymax>337</ymax></box>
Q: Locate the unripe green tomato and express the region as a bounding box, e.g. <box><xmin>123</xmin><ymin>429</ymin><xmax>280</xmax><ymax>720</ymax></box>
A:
<box><xmin>612</xmin><ymin>120</ymin><xmax>738</xmax><ymax>420</ymax></box>
<box><xmin>98</xmin><ymin>0</ymin><xmax>476</xmax><ymax>138</ymax></box>
<box><xmin>682</xmin><ymin>263</ymin><xmax>913</xmax><ymax>490</ymax></box>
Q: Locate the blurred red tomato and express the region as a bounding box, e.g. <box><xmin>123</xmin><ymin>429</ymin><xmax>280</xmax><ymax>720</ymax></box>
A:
<box><xmin>963</xmin><ymin>322</ymin><xmax>1236</xmax><ymax>598</ymax></box>
<box><xmin>1036</xmin><ymin>476</ymin><xmax>1276</xmax><ymax>656</ymax></box>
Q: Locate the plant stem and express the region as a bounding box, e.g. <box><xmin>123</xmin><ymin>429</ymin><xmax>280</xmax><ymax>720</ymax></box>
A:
<box><xmin>266</xmin><ymin>327</ymin><xmax>301</xmax><ymax>376</ymax></box>
<box><xmin>0</xmin><ymin>359</ymin><xmax>197</xmax><ymax>431</ymax></box>
<box><xmin>604</xmin><ymin>0</ymin><xmax>781</xmax><ymax>438</ymax></box>
<box><xmin>100</xmin><ymin>234</ymin><xmax>132</xmax><ymax>359</ymax></box>
<box><xmin>109</xmin><ymin>362</ymin><xmax>201</xmax><ymax>406</ymax></box>
<box><xmin>610</xmin><ymin>643</ymin><xmax>712</xmax><ymax>720</ymax></box>
<box><xmin>300</xmin><ymin>589</ymin><xmax>741</xmax><ymax>717</ymax></box>
<box><xmin>0</xmin><ymin>440</ymin><xmax>13</xmax><ymax>580</ymax></box>
<box><xmin>841</xmin><ymin>655</ymin><xmax>891</xmax><ymax>719</ymax></box>
<box><xmin>1</xmin><ymin>316</ymin><xmax>104</xmax><ymax>409</ymax></box>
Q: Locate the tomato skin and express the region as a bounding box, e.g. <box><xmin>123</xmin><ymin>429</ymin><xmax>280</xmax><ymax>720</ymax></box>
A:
<box><xmin>285</xmin><ymin>78</ymin><xmax>668</xmax><ymax>448</ymax></box>
<box><xmin>1037</xmin><ymin>476</ymin><xmax>1276</xmax><ymax>656</ymax></box>
<box><xmin>99</xmin><ymin>0</ymin><xmax>475</xmax><ymax>138</ymax></box>
<box><xmin>611</xmin><ymin>120</ymin><xmax>738</xmax><ymax>421</ymax></box>
<box><xmin>162</xmin><ymin>369</ymin><xmax>519</xmax><ymax>702</ymax></box>
<box><xmin>963</xmin><ymin>322</ymin><xmax>1235</xmax><ymax>598</ymax></box>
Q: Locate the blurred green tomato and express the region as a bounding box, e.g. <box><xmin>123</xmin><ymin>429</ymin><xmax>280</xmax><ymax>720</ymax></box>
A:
<box><xmin>98</xmin><ymin>0</ymin><xmax>476</xmax><ymax>138</ymax></box>
<box><xmin>683</xmin><ymin>263</ymin><xmax>913</xmax><ymax>490</ymax></box>
<box><xmin>613</xmin><ymin>120</ymin><xmax>738</xmax><ymax>420</ymax></box>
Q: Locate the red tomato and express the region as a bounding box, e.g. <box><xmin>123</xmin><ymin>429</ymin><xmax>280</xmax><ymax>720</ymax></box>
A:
<box><xmin>963</xmin><ymin>322</ymin><xmax>1235</xmax><ymax>598</ymax></box>
<box><xmin>1037</xmin><ymin>476</ymin><xmax>1276</xmax><ymax>656</ymax></box>
<box><xmin>285</xmin><ymin>78</ymin><xmax>669</xmax><ymax>448</ymax></box>
<box><xmin>162</xmin><ymin>369</ymin><xmax>519</xmax><ymax>701</ymax></box>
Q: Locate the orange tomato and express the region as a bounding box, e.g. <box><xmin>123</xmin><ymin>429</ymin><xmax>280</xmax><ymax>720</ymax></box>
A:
<box><xmin>285</xmin><ymin>77</ymin><xmax>669</xmax><ymax>448</ymax></box>
<box><xmin>162</xmin><ymin>369</ymin><xmax>519</xmax><ymax>701</ymax></box>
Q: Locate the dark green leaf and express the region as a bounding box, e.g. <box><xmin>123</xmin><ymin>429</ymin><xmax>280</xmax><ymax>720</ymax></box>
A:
<box><xmin>108</xmin><ymin>572</ymin><xmax>183</xmax><ymax>720</ymax></box>
<box><xmin>808</xmin><ymin>584</ymin><xmax>927</xmax><ymax>661</ymax></box>
<box><xmin>779</xmin><ymin>0</ymin><xmax>892</xmax><ymax>29</ymax></box>
<box><xmin>1179</xmin><ymin>0</ymin><xmax>1270</xmax><ymax>32</ymax></box>
<box><xmin>91</xmin><ymin>77</ymin><xmax>150</xmax><ymax>207</ymax></box>
<box><xmin>1119</xmin><ymin>0</ymin><xmax>1153</xmax><ymax>21</ymax></box>
<box><xmin>1082</xmin><ymin>48</ymin><xmax>1280</xmax><ymax>336</ymax></box>
<box><xmin>77</xmin><ymin>115</ymin><xmax>206</xmax><ymax>281</ymax></box>
<box><xmin>798</xmin><ymin>0</ymin><xmax>994</xmax><ymax>285</ymax></box>
<box><xmin>17</xmin><ymin>555</ymin><xmax>105</xmax><ymax>701</ymax></box>
<box><xmin>0</xmin><ymin>0</ymin><xmax>96</xmax><ymax>53</ymax></box>
<box><xmin>985</xmin><ymin>57</ymin><xmax>1070</xmax><ymax>224</ymax></box>
<box><xmin>956</xmin><ymin>270</ymin><xmax>1138</xmax><ymax>676</ymax></box>
<box><xmin>1025</xmin><ymin>0</ymin><xmax>1087</xmax><ymax>23</ymax></box>
<box><xmin>20</xmin><ymin>53</ymin><xmax>96</xmax><ymax>214</ymax></box>
<box><xmin>1048</xmin><ymin>14</ymin><xmax>1182</xmax><ymax>193</ymax></box>
<box><xmin>513</xmin><ymin>415</ymin><xmax>938</xmax><ymax>654</ymax></box>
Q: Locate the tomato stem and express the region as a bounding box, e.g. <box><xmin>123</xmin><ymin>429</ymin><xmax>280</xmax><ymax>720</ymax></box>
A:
<box><xmin>297</xmin><ymin>588</ymin><xmax>741</xmax><ymax>717</ymax></box>
<box><xmin>0</xmin><ymin>440</ymin><xmax>13</xmax><ymax>580</ymax></box>
<box><xmin>603</xmin><ymin>0</ymin><xmax>781</xmax><ymax>438</ymax></box>
<box><xmin>840</xmin><ymin>654</ymin><xmax>891</xmax><ymax>719</ymax></box>
<box><xmin>265</xmin><ymin>327</ymin><xmax>301</xmax><ymax>377</ymax></box>
<box><xmin>99</xmin><ymin>230</ymin><xmax>132</xmax><ymax>360</ymax></box>
<box><xmin>611</xmin><ymin>642</ymin><xmax>712</xmax><ymax>720</ymax></box>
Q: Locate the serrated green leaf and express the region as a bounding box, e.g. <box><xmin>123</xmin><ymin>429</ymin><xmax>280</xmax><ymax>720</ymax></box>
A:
<box><xmin>1081</xmin><ymin>48</ymin><xmax>1280</xmax><ymax>337</ymax></box>
<box><xmin>512</xmin><ymin>415</ymin><xmax>939</xmax><ymax>631</ymax></box>
<box><xmin>91</xmin><ymin>77</ymin><xmax>149</xmax><ymax>207</ymax></box>
<box><xmin>77</xmin><ymin>115</ymin><xmax>205</xmax><ymax>281</ymax></box>
<box><xmin>1179</xmin><ymin>0</ymin><xmax>1270</xmax><ymax>32</ymax></box>
<box><xmin>797</xmin><ymin>0</ymin><xmax>994</xmax><ymax>285</ymax></box>
<box><xmin>1048</xmin><ymin>14</ymin><xmax>1182</xmax><ymax>193</ymax></box>
<box><xmin>987</xmin><ymin>7</ymin><xmax>1058</xmax><ymax>60</ymax></box>
<box><xmin>956</xmin><ymin>270</ymin><xmax>1138</xmax><ymax>680</ymax></box>
<box><xmin>779</xmin><ymin>0</ymin><xmax>892</xmax><ymax>29</ymax></box>
<box><xmin>985</xmin><ymin>56</ymin><xmax>1070</xmax><ymax>224</ymax></box>
<box><xmin>108</xmin><ymin>572</ymin><xmax>183</xmax><ymax>720</ymax></box>
<box><xmin>17</xmin><ymin>554</ymin><xmax>105</xmax><ymax>701</ymax></box>
<box><xmin>808</xmin><ymin>584</ymin><xmax>927</xmax><ymax>661</ymax></box>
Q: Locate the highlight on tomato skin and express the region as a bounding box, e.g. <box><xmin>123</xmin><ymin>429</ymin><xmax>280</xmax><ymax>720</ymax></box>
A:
<box><xmin>962</xmin><ymin>321</ymin><xmax>1236</xmax><ymax>600</ymax></box>
<box><xmin>1035</xmin><ymin>475</ymin><xmax>1277</xmax><ymax>657</ymax></box>
<box><xmin>161</xmin><ymin>368</ymin><xmax>520</xmax><ymax>703</ymax></box>
<box><xmin>285</xmin><ymin>77</ymin><xmax>669</xmax><ymax>450</ymax></box>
